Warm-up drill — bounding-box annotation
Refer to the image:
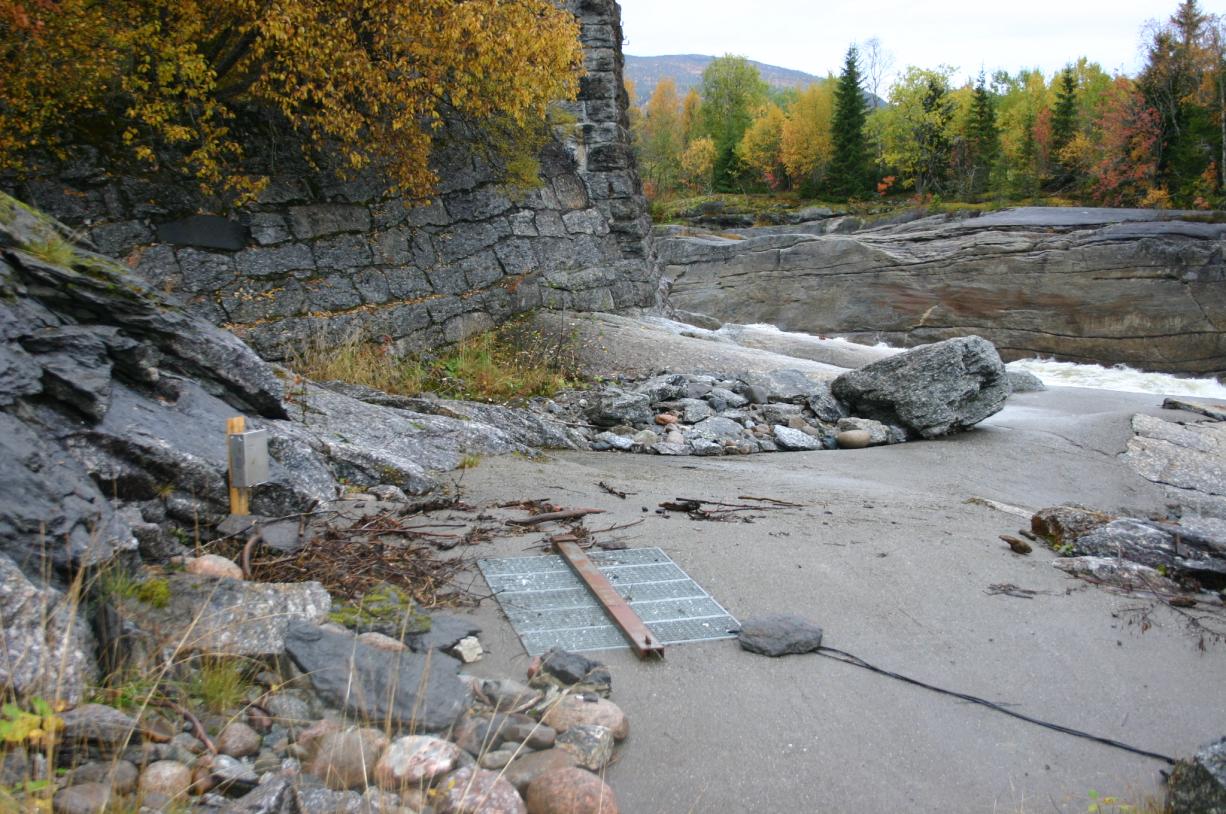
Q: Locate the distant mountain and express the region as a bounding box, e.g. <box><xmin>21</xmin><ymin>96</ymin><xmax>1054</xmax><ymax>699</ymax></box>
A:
<box><xmin>625</xmin><ymin>54</ymin><xmax>827</xmax><ymax>104</ymax></box>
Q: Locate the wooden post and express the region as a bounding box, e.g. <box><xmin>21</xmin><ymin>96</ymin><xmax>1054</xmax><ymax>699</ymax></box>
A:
<box><xmin>227</xmin><ymin>416</ymin><xmax>250</xmax><ymax>517</ymax></box>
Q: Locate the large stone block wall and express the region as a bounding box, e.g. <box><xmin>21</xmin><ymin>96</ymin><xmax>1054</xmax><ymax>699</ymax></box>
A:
<box><xmin>5</xmin><ymin>0</ymin><xmax>655</xmax><ymax>358</ymax></box>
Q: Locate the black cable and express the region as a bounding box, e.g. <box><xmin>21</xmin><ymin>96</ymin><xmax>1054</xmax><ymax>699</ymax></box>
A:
<box><xmin>815</xmin><ymin>645</ymin><xmax>1177</xmax><ymax>766</ymax></box>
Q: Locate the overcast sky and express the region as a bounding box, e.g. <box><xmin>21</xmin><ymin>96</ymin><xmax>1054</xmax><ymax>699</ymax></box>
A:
<box><xmin>617</xmin><ymin>1</ymin><xmax>1207</xmax><ymax>89</ymax></box>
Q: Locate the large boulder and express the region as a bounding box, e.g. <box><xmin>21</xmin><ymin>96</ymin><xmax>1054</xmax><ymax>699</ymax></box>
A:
<box><xmin>831</xmin><ymin>336</ymin><xmax>1008</xmax><ymax>438</ymax></box>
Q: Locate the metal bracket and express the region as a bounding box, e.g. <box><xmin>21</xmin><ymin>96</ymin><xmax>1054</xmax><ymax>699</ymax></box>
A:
<box><xmin>554</xmin><ymin>540</ymin><xmax>665</xmax><ymax>659</ymax></box>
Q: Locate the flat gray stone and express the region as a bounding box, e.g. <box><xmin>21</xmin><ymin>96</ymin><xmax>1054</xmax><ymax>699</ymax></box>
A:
<box><xmin>53</xmin><ymin>783</ymin><xmax>112</xmax><ymax>814</ymax></box>
<box><xmin>221</xmin><ymin>776</ymin><xmax>298</xmax><ymax>814</ymax></box>
<box><xmin>408</xmin><ymin>614</ymin><xmax>482</xmax><ymax>653</ymax></box>
<box><xmin>1070</xmin><ymin>519</ymin><xmax>1226</xmax><ymax>581</ymax></box>
<box><xmin>60</xmin><ymin>705</ymin><xmax>139</xmax><ymax>755</ymax></box>
<box><xmin>773</xmin><ymin>425</ymin><xmax>823</xmax><ymax>451</ymax></box>
<box><xmin>1007</xmin><ymin>370</ymin><xmax>1047</xmax><ymax>394</ymax></box>
<box><xmin>284</xmin><ymin>622</ymin><xmax>472</xmax><ymax>733</ymax></box>
<box><xmin>739</xmin><ymin>369</ymin><xmax>824</xmax><ymax>403</ymax></box>
<box><xmin>585</xmin><ymin>389</ymin><xmax>652</xmax><ymax>428</ymax></box>
<box><xmin>1164</xmin><ymin>398</ymin><xmax>1226</xmax><ymax>421</ymax></box>
<box><xmin>688</xmin><ymin>416</ymin><xmax>746</xmax><ymax>442</ymax></box>
<box><xmin>737</xmin><ymin>615</ymin><xmax>824</xmax><ymax>657</ymax></box>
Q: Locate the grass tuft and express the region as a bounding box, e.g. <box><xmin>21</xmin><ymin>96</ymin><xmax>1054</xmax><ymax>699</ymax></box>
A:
<box><xmin>290</xmin><ymin>316</ymin><xmax>583</xmax><ymax>404</ymax></box>
<box><xmin>21</xmin><ymin>236</ymin><xmax>76</xmax><ymax>266</ymax></box>
<box><xmin>99</xmin><ymin>569</ymin><xmax>171</xmax><ymax>609</ymax></box>
<box><xmin>187</xmin><ymin>657</ymin><xmax>251</xmax><ymax>714</ymax></box>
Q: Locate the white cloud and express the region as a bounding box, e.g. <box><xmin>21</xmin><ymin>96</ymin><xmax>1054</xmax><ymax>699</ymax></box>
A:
<box><xmin>617</xmin><ymin>0</ymin><xmax>1185</xmax><ymax>89</ymax></box>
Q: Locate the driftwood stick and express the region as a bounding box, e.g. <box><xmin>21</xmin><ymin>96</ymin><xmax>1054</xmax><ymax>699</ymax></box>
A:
<box><xmin>508</xmin><ymin>508</ymin><xmax>606</xmax><ymax>527</ymax></box>
<box><xmin>168</xmin><ymin>701</ymin><xmax>217</xmax><ymax>755</ymax></box>
<box><xmin>240</xmin><ymin>532</ymin><xmax>262</xmax><ymax>580</ymax></box>
<box><xmin>589</xmin><ymin>519</ymin><xmax>646</xmax><ymax>534</ymax></box>
<box><xmin>598</xmin><ymin>481</ymin><xmax>629</xmax><ymax>499</ymax></box>
<box><xmin>675</xmin><ymin>498</ymin><xmax>785</xmax><ymax>510</ymax></box>
<box><xmin>737</xmin><ymin>495</ymin><xmax>805</xmax><ymax>507</ymax></box>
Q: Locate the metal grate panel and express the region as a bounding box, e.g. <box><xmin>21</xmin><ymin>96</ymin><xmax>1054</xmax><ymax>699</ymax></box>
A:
<box><xmin>478</xmin><ymin>547</ymin><xmax>739</xmax><ymax>656</ymax></box>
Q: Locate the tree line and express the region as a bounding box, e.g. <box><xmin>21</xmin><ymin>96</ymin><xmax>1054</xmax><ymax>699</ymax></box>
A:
<box><xmin>632</xmin><ymin>0</ymin><xmax>1226</xmax><ymax>210</ymax></box>
<box><xmin>0</xmin><ymin>0</ymin><xmax>583</xmax><ymax>202</ymax></box>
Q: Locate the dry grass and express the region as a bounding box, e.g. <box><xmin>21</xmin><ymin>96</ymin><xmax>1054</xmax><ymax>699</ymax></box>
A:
<box><xmin>289</xmin><ymin>318</ymin><xmax>582</xmax><ymax>404</ymax></box>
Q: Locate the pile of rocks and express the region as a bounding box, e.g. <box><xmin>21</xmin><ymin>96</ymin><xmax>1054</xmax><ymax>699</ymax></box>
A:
<box><xmin>550</xmin><ymin>335</ymin><xmax>1011</xmax><ymax>457</ymax></box>
<box><xmin>35</xmin><ymin>632</ymin><xmax>625</xmax><ymax>814</ymax></box>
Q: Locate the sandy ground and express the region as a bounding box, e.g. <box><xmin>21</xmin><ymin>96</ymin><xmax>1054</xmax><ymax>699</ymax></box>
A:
<box><xmin>444</xmin><ymin>386</ymin><xmax>1226</xmax><ymax>813</ymax></box>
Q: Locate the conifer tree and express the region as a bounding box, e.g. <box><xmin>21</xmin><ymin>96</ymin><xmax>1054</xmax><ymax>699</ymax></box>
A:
<box><xmin>829</xmin><ymin>45</ymin><xmax>869</xmax><ymax>198</ymax></box>
<box><xmin>967</xmin><ymin>73</ymin><xmax>1000</xmax><ymax>196</ymax></box>
<box><xmin>1051</xmin><ymin>68</ymin><xmax>1080</xmax><ymax>155</ymax></box>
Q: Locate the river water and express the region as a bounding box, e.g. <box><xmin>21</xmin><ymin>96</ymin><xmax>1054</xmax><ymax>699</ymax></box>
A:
<box><xmin>1006</xmin><ymin>357</ymin><xmax>1226</xmax><ymax>399</ymax></box>
<box><xmin>792</xmin><ymin>330</ymin><xmax>1226</xmax><ymax>399</ymax></box>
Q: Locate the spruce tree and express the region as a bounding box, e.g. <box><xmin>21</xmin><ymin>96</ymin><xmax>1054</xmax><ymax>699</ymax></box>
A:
<box><xmin>1051</xmin><ymin>68</ymin><xmax>1079</xmax><ymax>155</ymax></box>
<box><xmin>829</xmin><ymin>44</ymin><xmax>869</xmax><ymax>198</ymax></box>
<box><xmin>968</xmin><ymin>72</ymin><xmax>999</xmax><ymax>197</ymax></box>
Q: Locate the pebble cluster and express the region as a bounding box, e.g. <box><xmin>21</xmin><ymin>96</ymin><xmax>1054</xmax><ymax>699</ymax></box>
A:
<box><xmin>30</xmin><ymin>650</ymin><xmax>625</xmax><ymax>814</ymax></box>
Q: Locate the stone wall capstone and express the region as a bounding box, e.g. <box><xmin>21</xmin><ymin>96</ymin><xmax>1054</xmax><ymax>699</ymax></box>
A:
<box><xmin>6</xmin><ymin>0</ymin><xmax>656</xmax><ymax>359</ymax></box>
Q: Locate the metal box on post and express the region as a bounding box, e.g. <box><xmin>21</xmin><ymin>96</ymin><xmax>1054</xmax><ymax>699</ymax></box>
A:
<box><xmin>227</xmin><ymin>429</ymin><xmax>270</xmax><ymax>489</ymax></box>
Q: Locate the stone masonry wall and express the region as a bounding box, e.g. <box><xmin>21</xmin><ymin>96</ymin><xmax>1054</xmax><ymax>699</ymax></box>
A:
<box><xmin>5</xmin><ymin>0</ymin><xmax>655</xmax><ymax>359</ymax></box>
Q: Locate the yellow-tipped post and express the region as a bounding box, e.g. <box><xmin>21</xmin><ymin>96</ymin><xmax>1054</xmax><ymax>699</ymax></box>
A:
<box><xmin>226</xmin><ymin>416</ymin><xmax>250</xmax><ymax>517</ymax></box>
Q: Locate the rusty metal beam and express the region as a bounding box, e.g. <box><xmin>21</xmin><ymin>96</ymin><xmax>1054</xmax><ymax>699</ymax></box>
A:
<box><xmin>554</xmin><ymin>541</ymin><xmax>665</xmax><ymax>659</ymax></box>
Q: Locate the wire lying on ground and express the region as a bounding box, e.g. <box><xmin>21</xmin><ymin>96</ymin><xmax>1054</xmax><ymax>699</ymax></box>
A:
<box><xmin>815</xmin><ymin>645</ymin><xmax>1177</xmax><ymax>766</ymax></box>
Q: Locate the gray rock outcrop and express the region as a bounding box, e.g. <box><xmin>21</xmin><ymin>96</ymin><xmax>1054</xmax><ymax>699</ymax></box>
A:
<box><xmin>831</xmin><ymin>336</ymin><xmax>1009</xmax><ymax>438</ymax></box>
<box><xmin>1125</xmin><ymin>412</ymin><xmax>1226</xmax><ymax>518</ymax></box>
<box><xmin>660</xmin><ymin>208</ymin><xmax>1226</xmax><ymax>377</ymax></box>
<box><xmin>108</xmin><ymin>573</ymin><xmax>332</xmax><ymax>658</ymax></box>
<box><xmin>0</xmin><ymin>554</ymin><xmax>98</xmax><ymax>704</ymax></box>
<box><xmin>0</xmin><ymin>194</ymin><xmax>599</xmax><ymax>587</ymax></box>
<box><xmin>1069</xmin><ymin>519</ymin><xmax>1226</xmax><ymax>583</ymax></box>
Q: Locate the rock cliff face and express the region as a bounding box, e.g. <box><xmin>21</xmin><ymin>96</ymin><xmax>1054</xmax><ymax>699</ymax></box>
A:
<box><xmin>660</xmin><ymin>208</ymin><xmax>1226</xmax><ymax>377</ymax></box>
<box><xmin>4</xmin><ymin>0</ymin><xmax>654</xmax><ymax>359</ymax></box>
<box><xmin>0</xmin><ymin>195</ymin><xmax>584</xmax><ymax>582</ymax></box>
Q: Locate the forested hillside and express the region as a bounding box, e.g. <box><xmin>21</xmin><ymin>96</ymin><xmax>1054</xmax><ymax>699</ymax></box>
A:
<box><xmin>626</xmin><ymin>54</ymin><xmax>824</xmax><ymax>101</ymax></box>
<box><xmin>631</xmin><ymin>0</ymin><xmax>1226</xmax><ymax>211</ymax></box>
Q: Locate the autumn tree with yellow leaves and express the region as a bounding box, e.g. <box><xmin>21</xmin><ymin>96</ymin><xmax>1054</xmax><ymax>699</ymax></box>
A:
<box><xmin>0</xmin><ymin>0</ymin><xmax>584</xmax><ymax>200</ymax></box>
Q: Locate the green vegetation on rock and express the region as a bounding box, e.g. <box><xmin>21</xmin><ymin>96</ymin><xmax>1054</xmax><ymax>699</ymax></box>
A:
<box><xmin>99</xmin><ymin>570</ymin><xmax>171</xmax><ymax>610</ymax></box>
<box><xmin>329</xmin><ymin>583</ymin><xmax>432</xmax><ymax>637</ymax></box>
